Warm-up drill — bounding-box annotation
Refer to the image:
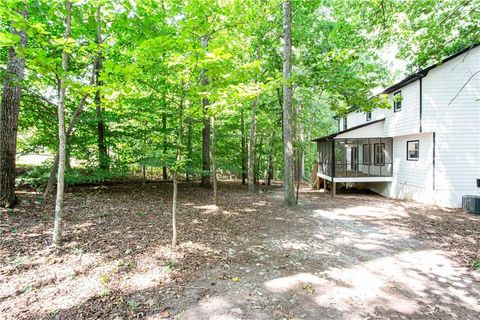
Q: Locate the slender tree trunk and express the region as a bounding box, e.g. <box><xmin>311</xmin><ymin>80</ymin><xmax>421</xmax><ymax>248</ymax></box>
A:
<box><xmin>299</xmin><ymin>136</ymin><xmax>305</xmax><ymax>181</ymax></box>
<box><xmin>296</xmin><ymin>153</ymin><xmax>301</xmax><ymax>204</ymax></box>
<box><xmin>248</xmin><ymin>98</ymin><xmax>258</xmax><ymax>192</ymax></box>
<box><xmin>298</xmin><ymin>103</ymin><xmax>305</xmax><ymax>181</ymax></box>
<box><xmin>162</xmin><ymin>113</ymin><xmax>168</xmax><ymax>180</ymax></box>
<box><xmin>186</xmin><ymin>117</ymin><xmax>192</xmax><ymax>182</ymax></box>
<box><xmin>65</xmin><ymin>146</ymin><xmax>71</xmax><ymax>170</ymax></box>
<box><xmin>172</xmin><ymin>100</ymin><xmax>184</xmax><ymax>249</ymax></box>
<box><xmin>255</xmin><ymin>135</ymin><xmax>263</xmax><ymax>185</ymax></box>
<box><xmin>240</xmin><ymin>107</ymin><xmax>247</xmax><ymax>185</ymax></box>
<box><xmin>53</xmin><ymin>0</ymin><xmax>72</xmax><ymax>246</ymax></box>
<box><xmin>267</xmin><ymin>130</ymin><xmax>275</xmax><ymax>185</ymax></box>
<box><xmin>200</xmin><ymin>35</ymin><xmax>211</xmax><ymax>188</ymax></box>
<box><xmin>211</xmin><ymin>116</ymin><xmax>218</xmax><ymax>206</ymax></box>
<box><xmin>0</xmin><ymin>2</ymin><xmax>27</xmax><ymax>208</ymax></box>
<box><xmin>95</xmin><ymin>6</ymin><xmax>108</xmax><ymax>171</ymax></box>
<box><xmin>141</xmin><ymin>128</ymin><xmax>147</xmax><ymax>188</ymax></box>
<box><xmin>44</xmin><ymin>72</ymin><xmax>93</xmax><ymax>196</ymax></box>
<box><xmin>282</xmin><ymin>0</ymin><xmax>295</xmax><ymax>206</ymax></box>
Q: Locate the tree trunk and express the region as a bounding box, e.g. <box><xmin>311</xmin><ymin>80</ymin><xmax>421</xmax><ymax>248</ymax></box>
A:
<box><xmin>53</xmin><ymin>0</ymin><xmax>72</xmax><ymax>246</ymax></box>
<box><xmin>65</xmin><ymin>146</ymin><xmax>71</xmax><ymax>170</ymax></box>
<box><xmin>282</xmin><ymin>0</ymin><xmax>295</xmax><ymax>206</ymax></box>
<box><xmin>200</xmin><ymin>35</ymin><xmax>211</xmax><ymax>188</ymax></box>
<box><xmin>0</xmin><ymin>3</ymin><xmax>27</xmax><ymax>208</ymax></box>
<box><xmin>267</xmin><ymin>131</ymin><xmax>275</xmax><ymax>185</ymax></box>
<box><xmin>186</xmin><ymin>117</ymin><xmax>192</xmax><ymax>182</ymax></box>
<box><xmin>240</xmin><ymin>106</ymin><xmax>247</xmax><ymax>185</ymax></box>
<box><xmin>95</xmin><ymin>5</ymin><xmax>108</xmax><ymax>171</ymax></box>
<box><xmin>211</xmin><ymin>116</ymin><xmax>218</xmax><ymax>206</ymax></box>
<box><xmin>255</xmin><ymin>135</ymin><xmax>263</xmax><ymax>185</ymax></box>
<box><xmin>172</xmin><ymin>100</ymin><xmax>184</xmax><ymax>249</ymax></box>
<box><xmin>298</xmin><ymin>104</ymin><xmax>305</xmax><ymax>181</ymax></box>
<box><xmin>142</xmin><ymin>164</ymin><xmax>146</xmax><ymax>188</ymax></box>
<box><xmin>162</xmin><ymin>113</ymin><xmax>168</xmax><ymax>180</ymax></box>
<box><xmin>44</xmin><ymin>75</ymin><xmax>93</xmax><ymax>196</ymax></box>
<box><xmin>248</xmin><ymin>98</ymin><xmax>258</xmax><ymax>192</ymax></box>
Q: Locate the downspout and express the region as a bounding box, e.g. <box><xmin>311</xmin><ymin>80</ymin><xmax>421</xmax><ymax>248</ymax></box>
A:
<box><xmin>433</xmin><ymin>132</ymin><xmax>436</xmax><ymax>190</ymax></box>
<box><xmin>419</xmin><ymin>76</ymin><xmax>423</xmax><ymax>133</ymax></box>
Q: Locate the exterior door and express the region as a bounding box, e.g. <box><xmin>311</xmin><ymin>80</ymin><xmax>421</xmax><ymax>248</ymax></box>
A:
<box><xmin>351</xmin><ymin>147</ymin><xmax>358</xmax><ymax>171</ymax></box>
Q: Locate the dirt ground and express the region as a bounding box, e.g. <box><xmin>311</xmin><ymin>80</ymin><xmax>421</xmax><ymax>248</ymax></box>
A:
<box><xmin>1</xmin><ymin>182</ymin><xmax>480</xmax><ymax>319</ymax></box>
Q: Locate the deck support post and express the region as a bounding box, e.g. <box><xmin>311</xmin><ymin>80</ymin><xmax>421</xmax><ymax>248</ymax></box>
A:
<box><xmin>332</xmin><ymin>181</ymin><xmax>336</xmax><ymax>197</ymax></box>
<box><xmin>323</xmin><ymin>177</ymin><xmax>326</xmax><ymax>192</ymax></box>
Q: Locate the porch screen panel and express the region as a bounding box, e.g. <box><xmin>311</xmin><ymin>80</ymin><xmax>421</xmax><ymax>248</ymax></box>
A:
<box><xmin>383</xmin><ymin>138</ymin><xmax>393</xmax><ymax>176</ymax></box>
<box><xmin>317</xmin><ymin>140</ymin><xmax>333</xmax><ymax>177</ymax></box>
<box><xmin>334</xmin><ymin>139</ymin><xmax>346</xmax><ymax>177</ymax></box>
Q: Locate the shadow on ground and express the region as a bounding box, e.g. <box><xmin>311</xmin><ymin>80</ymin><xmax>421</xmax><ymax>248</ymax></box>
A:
<box><xmin>1</xmin><ymin>182</ymin><xmax>479</xmax><ymax>319</ymax></box>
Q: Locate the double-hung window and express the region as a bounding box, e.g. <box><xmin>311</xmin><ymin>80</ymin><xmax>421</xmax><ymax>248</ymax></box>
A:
<box><xmin>366</xmin><ymin>111</ymin><xmax>372</xmax><ymax>121</ymax></box>
<box><xmin>393</xmin><ymin>91</ymin><xmax>402</xmax><ymax>112</ymax></box>
<box><xmin>374</xmin><ymin>143</ymin><xmax>385</xmax><ymax>165</ymax></box>
<box><xmin>407</xmin><ymin>140</ymin><xmax>419</xmax><ymax>160</ymax></box>
<box><xmin>362</xmin><ymin>144</ymin><xmax>370</xmax><ymax>165</ymax></box>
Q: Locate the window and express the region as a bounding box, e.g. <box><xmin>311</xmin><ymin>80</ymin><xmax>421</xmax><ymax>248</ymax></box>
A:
<box><xmin>362</xmin><ymin>144</ymin><xmax>370</xmax><ymax>164</ymax></box>
<box><xmin>374</xmin><ymin>143</ymin><xmax>385</xmax><ymax>165</ymax></box>
<box><xmin>366</xmin><ymin>111</ymin><xmax>372</xmax><ymax>121</ymax></box>
<box><xmin>343</xmin><ymin>116</ymin><xmax>347</xmax><ymax>130</ymax></box>
<box><xmin>393</xmin><ymin>91</ymin><xmax>402</xmax><ymax>112</ymax></box>
<box><xmin>407</xmin><ymin>140</ymin><xmax>419</xmax><ymax>161</ymax></box>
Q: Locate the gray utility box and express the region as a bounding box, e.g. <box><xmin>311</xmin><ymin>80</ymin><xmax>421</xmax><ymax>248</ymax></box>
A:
<box><xmin>462</xmin><ymin>195</ymin><xmax>480</xmax><ymax>214</ymax></box>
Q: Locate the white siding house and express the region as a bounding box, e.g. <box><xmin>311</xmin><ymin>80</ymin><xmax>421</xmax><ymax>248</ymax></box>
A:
<box><xmin>314</xmin><ymin>45</ymin><xmax>480</xmax><ymax>208</ymax></box>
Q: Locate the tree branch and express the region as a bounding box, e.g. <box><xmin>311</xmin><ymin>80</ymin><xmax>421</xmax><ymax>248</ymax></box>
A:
<box><xmin>448</xmin><ymin>70</ymin><xmax>479</xmax><ymax>105</ymax></box>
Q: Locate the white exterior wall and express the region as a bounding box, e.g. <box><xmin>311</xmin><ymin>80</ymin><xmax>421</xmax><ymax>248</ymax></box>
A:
<box><xmin>367</xmin><ymin>133</ymin><xmax>435</xmax><ymax>205</ymax></box>
<box><xmin>328</xmin><ymin>47</ymin><xmax>480</xmax><ymax>207</ymax></box>
<box><xmin>339</xmin><ymin>108</ymin><xmax>387</xmax><ymax>131</ymax></box>
<box><xmin>335</xmin><ymin>46</ymin><xmax>480</xmax><ymax>208</ymax></box>
<box><xmin>384</xmin><ymin>81</ymin><xmax>421</xmax><ymax>136</ymax></box>
<box><xmin>421</xmin><ymin>46</ymin><xmax>480</xmax><ymax>207</ymax></box>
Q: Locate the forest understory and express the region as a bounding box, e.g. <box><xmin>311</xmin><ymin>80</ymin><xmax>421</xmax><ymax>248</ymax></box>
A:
<box><xmin>1</xmin><ymin>181</ymin><xmax>480</xmax><ymax>319</ymax></box>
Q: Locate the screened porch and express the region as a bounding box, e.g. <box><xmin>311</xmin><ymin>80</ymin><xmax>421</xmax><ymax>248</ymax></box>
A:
<box><xmin>316</xmin><ymin>137</ymin><xmax>393</xmax><ymax>181</ymax></box>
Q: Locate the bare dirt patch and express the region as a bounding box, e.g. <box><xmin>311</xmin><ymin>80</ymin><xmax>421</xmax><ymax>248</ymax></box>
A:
<box><xmin>1</xmin><ymin>182</ymin><xmax>479</xmax><ymax>319</ymax></box>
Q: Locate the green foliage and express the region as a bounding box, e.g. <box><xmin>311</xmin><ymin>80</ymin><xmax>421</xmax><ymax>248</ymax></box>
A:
<box><xmin>472</xmin><ymin>259</ymin><xmax>480</xmax><ymax>270</ymax></box>
<box><xmin>3</xmin><ymin>0</ymin><xmax>474</xmax><ymax>190</ymax></box>
<box><xmin>164</xmin><ymin>259</ymin><xmax>177</xmax><ymax>272</ymax></box>
<box><xmin>15</xmin><ymin>164</ymin><xmax>128</xmax><ymax>188</ymax></box>
<box><xmin>127</xmin><ymin>300</ymin><xmax>141</xmax><ymax>313</ymax></box>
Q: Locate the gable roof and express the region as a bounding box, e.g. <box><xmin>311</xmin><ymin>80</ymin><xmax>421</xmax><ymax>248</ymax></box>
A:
<box><xmin>312</xmin><ymin>118</ymin><xmax>385</xmax><ymax>141</ymax></box>
<box><xmin>380</xmin><ymin>44</ymin><xmax>479</xmax><ymax>94</ymax></box>
<box><xmin>334</xmin><ymin>44</ymin><xmax>480</xmax><ymax>118</ymax></box>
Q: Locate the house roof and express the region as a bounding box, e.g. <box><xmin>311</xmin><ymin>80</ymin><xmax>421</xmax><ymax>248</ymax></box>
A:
<box><xmin>380</xmin><ymin>44</ymin><xmax>479</xmax><ymax>94</ymax></box>
<box><xmin>334</xmin><ymin>44</ymin><xmax>479</xmax><ymax>118</ymax></box>
<box><xmin>312</xmin><ymin>118</ymin><xmax>385</xmax><ymax>141</ymax></box>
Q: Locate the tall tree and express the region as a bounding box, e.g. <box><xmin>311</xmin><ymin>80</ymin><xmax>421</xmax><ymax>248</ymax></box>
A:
<box><xmin>52</xmin><ymin>0</ymin><xmax>72</xmax><ymax>246</ymax></box>
<box><xmin>282</xmin><ymin>0</ymin><xmax>295</xmax><ymax>206</ymax></box>
<box><xmin>200</xmin><ymin>34</ymin><xmax>211</xmax><ymax>188</ymax></box>
<box><xmin>0</xmin><ymin>1</ymin><xmax>27</xmax><ymax>208</ymax></box>
<box><xmin>95</xmin><ymin>5</ymin><xmax>108</xmax><ymax>171</ymax></box>
<box><xmin>171</xmin><ymin>99</ymin><xmax>183</xmax><ymax>248</ymax></box>
<box><xmin>162</xmin><ymin>112</ymin><xmax>168</xmax><ymax>180</ymax></box>
<box><xmin>240</xmin><ymin>106</ymin><xmax>247</xmax><ymax>185</ymax></box>
<box><xmin>248</xmin><ymin>96</ymin><xmax>257</xmax><ymax>192</ymax></box>
<box><xmin>211</xmin><ymin>115</ymin><xmax>218</xmax><ymax>205</ymax></box>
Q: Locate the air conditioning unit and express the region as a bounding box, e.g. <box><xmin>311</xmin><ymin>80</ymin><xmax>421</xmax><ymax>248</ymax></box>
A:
<box><xmin>462</xmin><ymin>195</ymin><xmax>480</xmax><ymax>214</ymax></box>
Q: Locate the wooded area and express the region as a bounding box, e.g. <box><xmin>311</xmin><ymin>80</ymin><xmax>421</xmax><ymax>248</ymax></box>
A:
<box><xmin>1</xmin><ymin>1</ymin><xmax>479</xmax><ymax>318</ymax></box>
<box><xmin>1</xmin><ymin>0</ymin><xmax>476</xmax><ymax>244</ymax></box>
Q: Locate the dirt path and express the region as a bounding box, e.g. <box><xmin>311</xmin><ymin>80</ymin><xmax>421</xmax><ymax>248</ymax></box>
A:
<box><xmin>176</xmin><ymin>187</ymin><xmax>480</xmax><ymax>319</ymax></box>
<box><xmin>1</xmin><ymin>182</ymin><xmax>479</xmax><ymax>319</ymax></box>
